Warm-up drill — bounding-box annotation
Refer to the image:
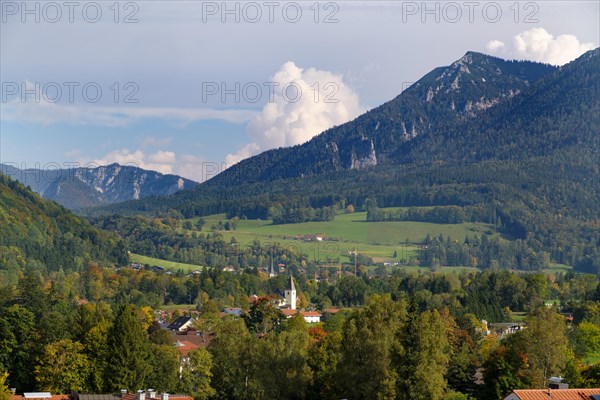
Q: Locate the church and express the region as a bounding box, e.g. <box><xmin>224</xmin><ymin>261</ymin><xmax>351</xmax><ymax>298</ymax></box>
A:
<box><xmin>280</xmin><ymin>275</ymin><xmax>322</xmax><ymax>324</ymax></box>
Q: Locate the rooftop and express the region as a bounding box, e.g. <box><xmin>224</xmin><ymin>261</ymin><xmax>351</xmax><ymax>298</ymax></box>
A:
<box><xmin>504</xmin><ymin>388</ymin><xmax>600</xmax><ymax>400</ymax></box>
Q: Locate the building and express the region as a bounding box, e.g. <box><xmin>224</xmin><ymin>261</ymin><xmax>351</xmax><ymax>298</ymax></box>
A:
<box><xmin>285</xmin><ymin>275</ymin><xmax>296</xmax><ymax>310</ymax></box>
<box><xmin>166</xmin><ymin>316</ymin><xmax>194</xmax><ymax>332</ymax></box>
<box><xmin>280</xmin><ymin>309</ymin><xmax>322</xmax><ymax>323</ymax></box>
<box><xmin>502</xmin><ymin>388</ymin><xmax>600</xmax><ymax>399</ymax></box>
<box><xmin>300</xmin><ymin>311</ymin><xmax>322</xmax><ymax>323</ymax></box>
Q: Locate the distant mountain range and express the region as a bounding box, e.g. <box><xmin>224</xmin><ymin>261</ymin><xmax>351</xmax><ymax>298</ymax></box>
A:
<box><xmin>0</xmin><ymin>163</ymin><xmax>197</xmax><ymax>209</ymax></box>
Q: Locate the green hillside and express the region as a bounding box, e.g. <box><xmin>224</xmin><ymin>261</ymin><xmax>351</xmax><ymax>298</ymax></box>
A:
<box><xmin>197</xmin><ymin>211</ymin><xmax>498</xmax><ymax>263</ymax></box>
<box><xmin>0</xmin><ymin>173</ymin><xmax>127</xmax><ymax>284</ymax></box>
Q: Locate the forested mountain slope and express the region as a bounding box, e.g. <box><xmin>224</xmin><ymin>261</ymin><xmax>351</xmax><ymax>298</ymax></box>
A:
<box><xmin>0</xmin><ymin>173</ymin><xmax>127</xmax><ymax>284</ymax></box>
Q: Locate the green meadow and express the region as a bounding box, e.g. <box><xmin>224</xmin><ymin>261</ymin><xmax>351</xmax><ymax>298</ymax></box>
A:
<box><xmin>130</xmin><ymin>253</ymin><xmax>205</xmax><ymax>271</ymax></box>
<box><xmin>186</xmin><ymin>211</ymin><xmax>499</xmax><ymax>264</ymax></box>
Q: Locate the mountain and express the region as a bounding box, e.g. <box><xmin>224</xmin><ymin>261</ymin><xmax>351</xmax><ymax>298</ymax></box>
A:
<box><xmin>0</xmin><ymin>173</ymin><xmax>127</xmax><ymax>283</ymax></box>
<box><xmin>94</xmin><ymin>49</ymin><xmax>600</xmax><ymax>272</ymax></box>
<box><xmin>203</xmin><ymin>52</ymin><xmax>558</xmax><ymax>184</ymax></box>
<box><xmin>0</xmin><ymin>163</ymin><xmax>198</xmax><ymax>209</ymax></box>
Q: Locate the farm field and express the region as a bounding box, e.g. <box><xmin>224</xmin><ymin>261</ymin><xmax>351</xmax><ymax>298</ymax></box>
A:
<box><xmin>130</xmin><ymin>253</ymin><xmax>205</xmax><ymax>272</ymax></box>
<box><xmin>185</xmin><ymin>211</ymin><xmax>500</xmax><ymax>264</ymax></box>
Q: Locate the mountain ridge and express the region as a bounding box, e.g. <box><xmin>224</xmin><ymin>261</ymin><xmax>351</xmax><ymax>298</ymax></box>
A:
<box><xmin>0</xmin><ymin>162</ymin><xmax>198</xmax><ymax>210</ymax></box>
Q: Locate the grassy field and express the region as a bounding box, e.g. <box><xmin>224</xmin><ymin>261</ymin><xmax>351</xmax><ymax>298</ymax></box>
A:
<box><xmin>130</xmin><ymin>253</ymin><xmax>205</xmax><ymax>272</ymax></box>
<box><xmin>546</xmin><ymin>263</ymin><xmax>573</xmax><ymax>274</ymax></box>
<box><xmin>185</xmin><ymin>211</ymin><xmax>499</xmax><ymax>264</ymax></box>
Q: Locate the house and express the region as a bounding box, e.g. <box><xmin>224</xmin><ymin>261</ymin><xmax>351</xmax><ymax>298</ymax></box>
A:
<box><xmin>222</xmin><ymin>307</ymin><xmax>243</xmax><ymax>317</ymax></box>
<box><xmin>280</xmin><ymin>309</ymin><xmax>322</xmax><ymax>323</ymax></box>
<box><xmin>281</xmin><ymin>309</ymin><xmax>298</xmax><ymax>318</ymax></box>
<box><xmin>300</xmin><ymin>311</ymin><xmax>322</xmax><ymax>323</ymax></box>
<box><xmin>175</xmin><ymin>340</ymin><xmax>199</xmax><ymax>357</ymax></box>
<box><xmin>502</xmin><ymin>388</ymin><xmax>600</xmax><ymax>399</ymax></box>
<box><xmin>167</xmin><ymin>316</ymin><xmax>194</xmax><ymax>332</ymax></box>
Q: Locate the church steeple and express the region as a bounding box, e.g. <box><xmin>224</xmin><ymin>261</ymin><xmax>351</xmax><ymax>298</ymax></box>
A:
<box><xmin>269</xmin><ymin>254</ymin><xmax>276</xmax><ymax>278</ymax></box>
<box><xmin>285</xmin><ymin>274</ymin><xmax>297</xmax><ymax>310</ymax></box>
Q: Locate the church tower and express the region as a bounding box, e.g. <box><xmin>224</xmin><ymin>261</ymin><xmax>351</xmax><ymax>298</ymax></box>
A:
<box><xmin>269</xmin><ymin>255</ymin><xmax>276</xmax><ymax>278</ymax></box>
<box><xmin>285</xmin><ymin>275</ymin><xmax>297</xmax><ymax>310</ymax></box>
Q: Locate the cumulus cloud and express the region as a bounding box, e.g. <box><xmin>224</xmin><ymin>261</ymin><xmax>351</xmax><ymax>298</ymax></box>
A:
<box><xmin>486</xmin><ymin>40</ymin><xmax>505</xmax><ymax>52</ymax></box>
<box><xmin>486</xmin><ymin>28</ymin><xmax>596</xmax><ymax>65</ymax></box>
<box><xmin>91</xmin><ymin>148</ymin><xmax>176</xmax><ymax>175</ymax></box>
<box><xmin>76</xmin><ymin>149</ymin><xmax>219</xmax><ymax>183</ymax></box>
<box><xmin>225</xmin><ymin>143</ymin><xmax>261</xmax><ymax>167</ymax></box>
<box><xmin>225</xmin><ymin>61</ymin><xmax>363</xmax><ymax>166</ymax></box>
<box><xmin>172</xmin><ymin>154</ymin><xmax>218</xmax><ymax>183</ymax></box>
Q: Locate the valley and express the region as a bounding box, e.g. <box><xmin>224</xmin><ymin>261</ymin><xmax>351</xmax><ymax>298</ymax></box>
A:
<box><xmin>1</xmin><ymin>48</ymin><xmax>599</xmax><ymax>399</ymax></box>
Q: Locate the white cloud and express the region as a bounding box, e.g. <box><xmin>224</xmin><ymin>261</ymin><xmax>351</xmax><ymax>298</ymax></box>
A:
<box><xmin>486</xmin><ymin>40</ymin><xmax>505</xmax><ymax>52</ymax></box>
<box><xmin>486</xmin><ymin>28</ymin><xmax>596</xmax><ymax>65</ymax></box>
<box><xmin>91</xmin><ymin>148</ymin><xmax>176</xmax><ymax>175</ymax></box>
<box><xmin>147</xmin><ymin>150</ymin><xmax>176</xmax><ymax>164</ymax></box>
<box><xmin>77</xmin><ymin>149</ymin><xmax>218</xmax><ymax>183</ymax></box>
<box><xmin>225</xmin><ymin>143</ymin><xmax>261</xmax><ymax>166</ymax></box>
<box><xmin>173</xmin><ymin>154</ymin><xmax>220</xmax><ymax>183</ymax></box>
<box><xmin>226</xmin><ymin>61</ymin><xmax>363</xmax><ymax>166</ymax></box>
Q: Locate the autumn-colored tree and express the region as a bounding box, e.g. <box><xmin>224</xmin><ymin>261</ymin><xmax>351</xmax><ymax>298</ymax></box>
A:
<box><xmin>520</xmin><ymin>307</ymin><xmax>570</xmax><ymax>387</ymax></box>
<box><xmin>0</xmin><ymin>372</ymin><xmax>10</xmax><ymax>400</ymax></box>
<box><xmin>35</xmin><ymin>340</ymin><xmax>91</xmax><ymax>393</ymax></box>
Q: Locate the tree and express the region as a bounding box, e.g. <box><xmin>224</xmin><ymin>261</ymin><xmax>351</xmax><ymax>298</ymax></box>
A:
<box><xmin>254</xmin><ymin>330</ymin><xmax>313</xmax><ymax>399</ymax></box>
<box><xmin>82</xmin><ymin>322</ymin><xmax>110</xmax><ymax>393</ymax></box>
<box><xmin>104</xmin><ymin>305</ymin><xmax>151</xmax><ymax>391</ymax></box>
<box><xmin>242</xmin><ymin>296</ymin><xmax>284</xmax><ymax>334</ymax></box>
<box><xmin>572</xmin><ymin>321</ymin><xmax>600</xmax><ymax>359</ymax></box>
<box><xmin>398</xmin><ymin>307</ymin><xmax>451</xmax><ymax>400</ymax></box>
<box><xmin>336</xmin><ymin>295</ymin><xmax>405</xmax><ymax>400</ymax></box>
<box><xmin>345</xmin><ymin>204</ymin><xmax>355</xmax><ymax>213</ymax></box>
<box><xmin>482</xmin><ymin>341</ymin><xmax>528</xmax><ymax>400</ymax></box>
<box><xmin>34</xmin><ymin>340</ymin><xmax>91</xmax><ymax>393</ymax></box>
<box><xmin>179</xmin><ymin>348</ymin><xmax>215</xmax><ymax>400</ymax></box>
<box><xmin>148</xmin><ymin>344</ymin><xmax>180</xmax><ymax>393</ymax></box>
<box><xmin>0</xmin><ymin>319</ymin><xmax>16</xmax><ymax>373</ymax></box>
<box><xmin>209</xmin><ymin>318</ymin><xmax>260</xmax><ymax>400</ymax></box>
<box><xmin>308</xmin><ymin>329</ymin><xmax>342</xmax><ymax>399</ymax></box>
<box><xmin>520</xmin><ymin>307</ymin><xmax>569</xmax><ymax>387</ymax></box>
<box><xmin>0</xmin><ymin>372</ymin><xmax>10</xmax><ymax>400</ymax></box>
<box><xmin>1</xmin><ymin>305</ymin><xmax>38</xmax><ymax>391</ymax></box>
<box><xmin>196</xmin><ymin>218</ymin><xmax>206</xmax><ymax>231</ymax></box>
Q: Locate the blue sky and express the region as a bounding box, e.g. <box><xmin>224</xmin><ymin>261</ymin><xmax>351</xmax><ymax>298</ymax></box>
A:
<box><xmin>1</xmin><ymin>0</ymin><xmax>598</xmax><ymax>181</ymax></box>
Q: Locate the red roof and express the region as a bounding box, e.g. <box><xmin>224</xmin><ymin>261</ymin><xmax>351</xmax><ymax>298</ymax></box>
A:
<box><xmin>176</xmin><ymin>340</ymin><xmax>199</xmax><ymax>356</ymax></box>
<box><xmin>323</xmin><ymin>307</ymin><xmax>340</xmax><ymax>314</ymax></box>
<box><xmin>281</xmin><ymin>309</ymin><xmax>297</xmax><ymax>317</ymax></box>
<box><xmin>507</xmin><ymin>389</ymin><xmax>600</xmax><ymax>400</ymax></box>
<box><xmin>300</xmin><ymin>311</ymin><xmax>322</xmax><ymax>317</ymax></box>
